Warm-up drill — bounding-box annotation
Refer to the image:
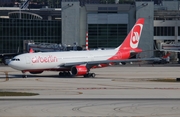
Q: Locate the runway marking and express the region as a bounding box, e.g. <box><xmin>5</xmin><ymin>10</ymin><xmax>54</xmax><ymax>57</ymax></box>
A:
<box><xmin>1</xmin><ymin>98</ymin><xmax>180</xmax><ymax>101</ymax></box>
<box><xmin>77</xmin><ymin>87</ymin><xmax>180</xmax><ymax>90</ymax></box>
<box><xmin>77</xmin><ymin>87</ymin><xmax>107</xmax><ymax>90</ymax></box>
<box><xmin>0</xmin><ymin>110</ymin><xmax>147</xmax><ymax>117</ymax></box>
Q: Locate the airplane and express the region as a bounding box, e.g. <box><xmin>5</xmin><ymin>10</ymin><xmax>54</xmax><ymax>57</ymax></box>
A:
<box><xmin>8</xmin><ymin>18</ymin><xmax>159</xmax><ymax>78</ymax></box>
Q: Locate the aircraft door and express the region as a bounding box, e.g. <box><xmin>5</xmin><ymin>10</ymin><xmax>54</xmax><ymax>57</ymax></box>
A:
<box><xmin>25</xmin><ymin>56</ymin><xmax>31</xmax><ymax>64</ymax></box>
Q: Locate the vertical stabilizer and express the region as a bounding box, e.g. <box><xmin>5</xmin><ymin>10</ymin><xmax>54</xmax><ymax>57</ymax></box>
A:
<box><xmin>109</xmin><ymin>18</ymin><xmax>145</xmax><ymax>60</ymax></box>
<box><xmin>116</xmin><ymin>18</ymin><xmax>144</xmax><ymax>50</ymax></box>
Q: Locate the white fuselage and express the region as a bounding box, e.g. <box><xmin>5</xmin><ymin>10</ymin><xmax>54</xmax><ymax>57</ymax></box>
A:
<box><xmin>9</xmin><ymin>49</ymin><xmax>118</xmax><ymax>71</ymax></box>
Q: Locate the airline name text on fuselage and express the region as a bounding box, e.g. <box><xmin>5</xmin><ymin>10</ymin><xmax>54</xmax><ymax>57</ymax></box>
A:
<box><xmin>32</xmin><ymin>55</ymin><xmax>58</xmax><ymax>63</ymax></box>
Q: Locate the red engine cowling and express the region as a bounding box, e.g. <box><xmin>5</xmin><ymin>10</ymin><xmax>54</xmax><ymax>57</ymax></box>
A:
<box><xmin>71</xmin><ymin>66</ymin><xmax>88</xmax><ymax>76</ymax></box>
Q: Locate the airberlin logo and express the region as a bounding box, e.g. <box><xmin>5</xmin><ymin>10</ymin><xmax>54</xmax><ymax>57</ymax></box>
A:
<box><xmin>32</xmin><ymin>55</ymin><xmax>58</xmax><ymax>63</ymax></box>
<box><xmin>130</xmin><ymin>23</ymin><xmax>143</xmax><ymax>49</ymax></box>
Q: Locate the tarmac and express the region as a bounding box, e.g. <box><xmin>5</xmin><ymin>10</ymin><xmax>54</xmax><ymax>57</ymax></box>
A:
<box><xmin>1</xmin><ymin>64</ymin><xmax>180</xmax><ymax>99</ymax></box>
<box><xmin>1</xmin><ymin>64</ymin><xmax>180</xmax><ymax>116</ymax></box>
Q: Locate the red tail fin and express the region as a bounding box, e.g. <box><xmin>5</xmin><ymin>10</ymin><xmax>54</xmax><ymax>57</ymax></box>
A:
<box><xmin>116</xmin><ymin>18</ymin><xmax>144</xmax><ymax>50</ymax></box>
<box><xmin>29</xmin><ymin>48</ymin><xmax>34</xmax><ymax>53</ymax></box>
<box><xmin>108</xmin><ymin>18</ymin><xmax>144</xmax><ymax>60</ymax></box>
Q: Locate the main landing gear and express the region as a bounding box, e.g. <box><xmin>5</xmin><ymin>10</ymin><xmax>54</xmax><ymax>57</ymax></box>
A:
<box><xmin>59</xmin><ymin>71</ymin><xmax>72</xmax><ymax>77</ymax></box>
<box><xmin>84</xmin><ymin>73</ymin><xmax>96</xmax><ymax>78</ymax></box>
<box><xmin>58</xmin><ymin>71</ymin><xmax>96</xmax><ymax>78</ymax></box>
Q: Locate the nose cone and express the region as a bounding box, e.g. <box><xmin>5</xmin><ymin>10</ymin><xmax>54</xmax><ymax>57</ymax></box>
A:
<box><xmin>8</xmin><ymin>61</ymin><xmax>20</xmax><ymax>70</ymax></box>
<box><xmin>4</xmin><ymin>58</ymin><xmax>11</xmax><ymax>65</ymax></box>
<box><xmin>8</xmin><ymin>61</ymin><xmax>15</xmax><ymax>68</ymax></box>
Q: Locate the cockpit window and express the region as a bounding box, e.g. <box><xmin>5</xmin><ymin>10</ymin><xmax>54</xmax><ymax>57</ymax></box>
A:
<box><xmin>11</xmin><ymin>58</ymin><xmax>20</xmax><ymax>61</ymax></box>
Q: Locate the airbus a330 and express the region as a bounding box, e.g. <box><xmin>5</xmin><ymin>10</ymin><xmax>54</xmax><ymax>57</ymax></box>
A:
<box><xmin>8</xmin><ymin>18</ymin><xmax>157</xmax><ymax>78</ymax></box>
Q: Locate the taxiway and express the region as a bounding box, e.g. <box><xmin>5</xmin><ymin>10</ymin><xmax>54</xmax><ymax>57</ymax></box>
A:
<box><xmin>0</xmin><ymin>64</ymin><xmax>180</xmax><ymax>116</ymax></box>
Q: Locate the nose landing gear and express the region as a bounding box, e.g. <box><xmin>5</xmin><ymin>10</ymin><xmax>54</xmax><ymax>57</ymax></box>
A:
<box><xmin>22</xmin><ymin>72</ymin><xmax>27</xmax><ymax>78</ymax></box>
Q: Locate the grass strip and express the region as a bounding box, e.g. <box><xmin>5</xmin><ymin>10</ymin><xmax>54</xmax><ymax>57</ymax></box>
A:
<box><xmin>0</xmin><ymin>91</ymin><xmax>39</xmax><ymax>96</ymax></box>
<box><xmin>150</xmin><ymin>79</ymin><xmax>177</xmax><ymax>82</ymax></box>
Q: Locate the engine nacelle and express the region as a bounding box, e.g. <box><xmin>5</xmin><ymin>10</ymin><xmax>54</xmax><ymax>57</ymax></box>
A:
<box><xmin>29</xmin><ymin>71</ymin><xmax>43</xmax><ymax>74</ymax></box>
<box><xmin>71</xmin><ymin>66</ymin><xmax>88</xmax><ymax>76</ymax></box>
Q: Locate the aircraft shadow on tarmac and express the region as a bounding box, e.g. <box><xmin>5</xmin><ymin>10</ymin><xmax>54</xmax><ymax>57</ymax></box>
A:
<box><xmin>13</xmin><ymin>75</ymin><xmax>75</xmax><ymax>78</ymax></box>
<box><xmin>0</xmin><ymin>74</ymin><xmax>96</xmax><ymax>79</ymax></box>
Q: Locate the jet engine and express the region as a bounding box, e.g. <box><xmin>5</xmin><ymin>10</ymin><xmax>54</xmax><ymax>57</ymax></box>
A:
<box><xmin>71</xmin><ymin>66</ymin><xmax>88</xmax><ymax>76</ymax></box>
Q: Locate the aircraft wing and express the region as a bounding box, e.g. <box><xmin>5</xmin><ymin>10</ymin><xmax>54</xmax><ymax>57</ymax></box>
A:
<box><xmin>60</xmin><ymin>58</ymin><xmax>160</xmax><ymax>67</ymax></box>
<box><xmin>160</xmin><ymin>49</ymin><xmax>180</xmax><ymax>52</ymax></box>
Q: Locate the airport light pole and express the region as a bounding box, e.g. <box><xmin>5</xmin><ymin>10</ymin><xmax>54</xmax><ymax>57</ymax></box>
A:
<box><xmin>175</xmin><ymin>19</ymin><xmax>178</xmax><ymax>44</ymax></box>
<box><xmin>19</xmin><ymin>3</ymin><xmax>21</xmax><ymax>19</ymax></box>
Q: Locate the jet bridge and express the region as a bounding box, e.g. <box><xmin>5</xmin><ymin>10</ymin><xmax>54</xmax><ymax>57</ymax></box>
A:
<box><xmin>160</xmin><ymin>42</ymin><xmax>180</xmax><ymax>50</ymax></box>
<box><xmin>26</xmin><ymin>42</ymin><xmax>83</xmax><ymax>52</ymax></box>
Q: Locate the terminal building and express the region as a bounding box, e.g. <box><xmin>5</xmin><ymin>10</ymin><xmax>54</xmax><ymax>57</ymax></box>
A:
<box><xmin>0</xmin><ymin>0</ymin><xmax>180</xmax><ymax>60</ymax></box>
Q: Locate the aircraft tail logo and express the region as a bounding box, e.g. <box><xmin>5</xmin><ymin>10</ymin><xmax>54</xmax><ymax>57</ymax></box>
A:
<box><xmin>130</xmin><ymin>23</ymin><xmax>143</xmax><ymax>49</ymax></box>
<box><xmin>117</xmin><ymin>18</ymin><xmax>144</xmax><ymax>50</ymax></box>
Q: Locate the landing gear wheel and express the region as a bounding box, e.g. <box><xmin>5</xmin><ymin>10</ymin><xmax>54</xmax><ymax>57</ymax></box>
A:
<box><xmin>59</xmin><ymin>71</ymin><xmax>72</xmax><ymax>77</ymax></box>
<box><xmin>22</xmin><ymin>71</ymin><xmax>27</xmax><ymax>78</ymax></box>
<box><xmin>84</xmin><ymin>73</ymin><xmax>96</xmax><ymax>78</ymax></box>
<box><xmin>59</xmin><ymin>72</ymin><xmax>63</xmax><ymax>76</ymax></box>
<box><xmin>91</xmin><ymin>73</ymin><xmax>96</xmax><ymax>78</ymax></box>
<box><xmin>121</xmin><ymin>62</ymin><xmax>126</xmax><ymax>65</ymax></box>
<box><xmin>22</xmin><ymin>75</ymin><xmax>27</xmax><ymax>78</ymax></box>
<box><xmin>83</xmin><ymin>74</ymin><xmax>88</xmax><ymax>78</ymax></box>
